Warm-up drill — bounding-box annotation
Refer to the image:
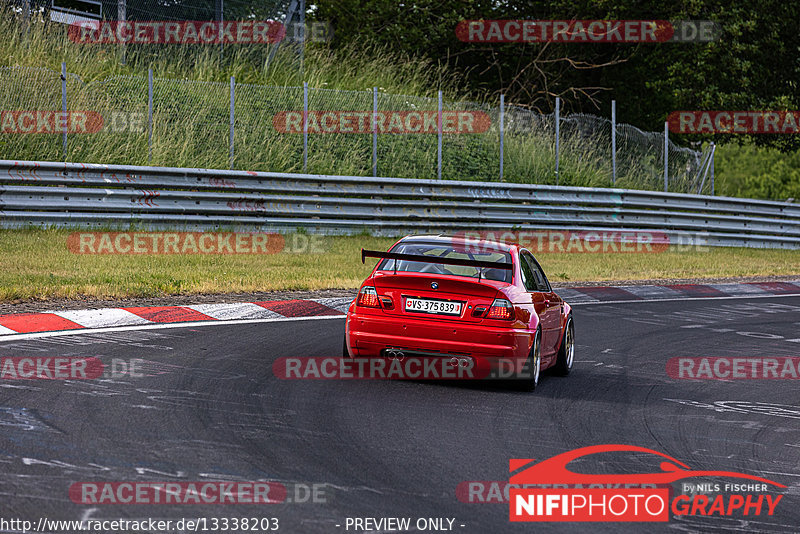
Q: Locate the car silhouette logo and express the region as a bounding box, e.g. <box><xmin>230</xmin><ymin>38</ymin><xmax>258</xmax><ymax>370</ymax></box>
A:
<box><xmin>509</xmin><ymin>444</ymin><xmax>786</xmax><ymax>487</ymax></box>
<box><xmin>431</xmin><ymin>282</ymin><xmax>438</xmax><ymax>289</ymax></box>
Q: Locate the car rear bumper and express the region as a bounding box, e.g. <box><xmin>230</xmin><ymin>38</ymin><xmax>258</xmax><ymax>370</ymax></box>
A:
<box><xmin>346</xmin><ymin>311</ymin><xmax>531</xmax><ymax>373</ymax></box>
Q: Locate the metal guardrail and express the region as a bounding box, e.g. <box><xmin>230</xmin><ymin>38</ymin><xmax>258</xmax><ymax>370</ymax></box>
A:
<box><xmin>1</xmin><ymin>159</ymin><xmax>799</xmax><ymax>249</ymax></box>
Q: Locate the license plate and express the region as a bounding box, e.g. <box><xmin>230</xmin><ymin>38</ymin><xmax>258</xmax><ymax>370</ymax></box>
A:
<box><xmin>405</xmin><ymin>298</ymin><xmax>462</xmax><ymax>315</ymax></box>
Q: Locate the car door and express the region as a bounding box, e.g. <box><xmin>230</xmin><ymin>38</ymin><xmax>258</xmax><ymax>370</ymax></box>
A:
<box><xmin>521</xmin><ymin>251</ymin><xmax>562</xmax><ymax>358</ymax></box>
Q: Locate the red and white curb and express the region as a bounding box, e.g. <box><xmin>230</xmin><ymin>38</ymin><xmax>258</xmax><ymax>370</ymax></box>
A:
<box><xmin>0</xmin><ymin>297</ymin><xmax>353</xmax><ymax>337</ymax></box>
<box><xmin>0</xmin><ymin>282</ymin><xmax>799</xmax><ymax>338</ymax></box>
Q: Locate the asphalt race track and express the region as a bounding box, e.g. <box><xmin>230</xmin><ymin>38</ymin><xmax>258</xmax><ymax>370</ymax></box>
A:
<box><xmin>1</xmin><ymin>295</ymin><xmax>799</xmax><ymax>533</ymax></box>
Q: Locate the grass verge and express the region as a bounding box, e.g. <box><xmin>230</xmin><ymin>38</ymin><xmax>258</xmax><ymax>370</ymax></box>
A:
<box><xmin>1</xmin><ymin>229</ymin><xmax>798</xmax><ymax>302</ymax></box>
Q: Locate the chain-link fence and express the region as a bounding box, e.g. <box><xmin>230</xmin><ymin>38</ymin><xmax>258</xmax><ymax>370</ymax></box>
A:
<box><xmin>0</xmin><ymin>64</ymin><xmax>713</xmax><ymax>193</ymax></box>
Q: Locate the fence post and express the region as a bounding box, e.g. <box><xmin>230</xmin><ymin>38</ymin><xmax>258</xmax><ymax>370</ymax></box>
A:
<box><xmin>118</xmin><ymin>0</ymin><xmax>126</xmax><ymax>65</ymax></box>
<box><xmin>299</xmin><ymin>0</ymin><xmax>306</xmax><ymax>79</ymax></box>
<box><xmin>229</xmin><ymin>76</ymin><xmax>235</xmax><ymax>169</ymax></box>
<box><xmin>664</xmin><ymin>121</ymin><xmax>669</xmax><ymax>192</ymax></box>
<box><xmin>372</xmin><ymin>87</ymin><xmax>378</xmax><ymax>177</ymax></box>
<box><xmin>711</xmin><ymin>142</ymin><xmax>715</xmax><ymax>196</ymax></box>
<box><xmin>148</xmin><ymin>69</ymin><xmax>153</xmax><ymax>163</ymax></box>
<box><xmin>437</xmin><ymin>90</ymin><xmax>443</xmax><ymax>180</ymax></box>
<box><xmin>499</xmin><ymin>94</ymin><xmax>504</xmax><ymax>181</ymax></box>
<box><xmin>555</xmin><ymin>97</ymin><xmax>560</xmax><ymax>185</ymax></box>
<box><xmin>22</xmin><ymin>0</ymin><xmax>30</xmax><ymax>33</ymax></box>
<box><xmin>217</xmin><ymin>0</ymin><xmax>224</xmax><ymax>57</ymax></box>
<box><xmin>611</xmin><ymin>99</ymin><xmax>616</xmax><ymax>185</ymax></box>
<box><xmin>61</xmin><ymin>62</ymin><xmax>67</xmax><ymax>161</ymax></box>
<box><xmin>303</xmin><ymin>81</ymin><xmax>308</xmax><ymax>171</ymax></box>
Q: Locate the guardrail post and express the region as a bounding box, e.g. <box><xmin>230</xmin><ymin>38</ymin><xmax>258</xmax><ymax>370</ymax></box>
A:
<box><xmin>61</xmin><ymin>62</ymin><xmax>67</xmax><ymax>161</ymax></box>
<box><xmin>437</xmin><ymin>90</ymin><xmax>443</xmax><ymax>180</ymax></box>
<box><xmin>229</xmin><ymin>75</ymin><xmax>235</xmax><ymax>169</ymax></box>
<box><xmin>303</xmin><ymin>81</ymin><xmax>308</xmax><ymax>171</ymax></box>
<box><xmin>499</xmin><ymin>94</ymin><xmax>505</xmax><ymax>181</ymax></box>
<box><xmin>372</xmin><ymin>87</ymin><xmax>378</xmax><ymax>177</ymax></box>
<box><xmin>555</xmin><ymin>96</ymin><xmax>560</xmax><ymax>185</ymax></box>
<box><xmin>148</xmin><ymin>68</ymin><xmax>153</xmax><ymax>163</ymax></box>
<box><xmin>611</xmin><ymin>99</ymin><xmax>616</xmax><ymax>185</ymax></box>
<box><xmin>664</xmin><ymin>121</ymin><xmax>669</xmax><ymax>192</ymax></box>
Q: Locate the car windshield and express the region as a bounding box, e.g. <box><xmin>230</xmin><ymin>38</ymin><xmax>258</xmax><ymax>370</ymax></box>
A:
<box><xmin>377</xmin><ymin>241</ymin><xmax>513</xmax><ymax>283</ymax></box>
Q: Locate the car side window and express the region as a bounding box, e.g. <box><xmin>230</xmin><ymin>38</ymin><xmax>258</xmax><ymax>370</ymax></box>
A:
<box><xmin>522</xmin><ymin>252</ymin><xmax>550</xmax><ymax>292</ymax></box>
<box><xmin>519</xmin><ymin>253</ymin><xmax>537</xmax><ymax>291</ymax></box>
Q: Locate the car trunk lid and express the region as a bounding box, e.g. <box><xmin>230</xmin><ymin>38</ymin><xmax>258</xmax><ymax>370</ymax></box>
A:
<box><xmin>372</xmin><ymin>272</ymin><xmax>503</xmax><ymax>323</ymax></box>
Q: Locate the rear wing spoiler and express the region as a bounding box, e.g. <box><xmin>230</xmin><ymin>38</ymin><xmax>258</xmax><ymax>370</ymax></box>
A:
<box><xmin>361</xmin><ymin>249</ymin><xmax>513</xmax><ymax>278</ymax></box>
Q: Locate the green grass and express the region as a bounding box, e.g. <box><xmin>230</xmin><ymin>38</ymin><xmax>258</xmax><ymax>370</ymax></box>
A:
<box><xmin>713</xmin><ymin>142</ymin><xmax>800</xmax><ymax>201</ymax></box>
<box><xmin>1</xmin><ymin>229</ymin><xmax>798</xmax><ymax>302</ymax></box>
<box><xmin>0</xmin><ymin>14</ymin><xmax>463</xmax><ymax>95</ymax></box>
<box><xmin>0</xmin><ymin>11</ymin><xmax>693</xmax><ymax>188</ymax></box>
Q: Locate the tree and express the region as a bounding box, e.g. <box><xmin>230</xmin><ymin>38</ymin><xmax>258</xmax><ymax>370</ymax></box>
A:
<box><xmin>313</xmin><ymin>0</ymin><xmax>800</xmax><ymax>150</ymax></box>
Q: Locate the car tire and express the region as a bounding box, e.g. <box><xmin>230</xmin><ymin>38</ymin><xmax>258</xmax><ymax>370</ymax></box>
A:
<box><xmin>553</xmin><ymin>315</ymin><xmax>574</xmax><ymax>376</ymax></box>
<box><xmin>342</xmin><ymin>334</ymin><xmax>352</xmax><ymax>359</ymax></box>
<box><xmin>517</xmin><ymin>328</ymin><xmax>541</xmax><ymax>392</ymax></box>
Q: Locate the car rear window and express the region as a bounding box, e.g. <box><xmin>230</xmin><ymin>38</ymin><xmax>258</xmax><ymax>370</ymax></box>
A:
<box><xmin>377</xmin><ymin>241</ymin><xmax>513</xmax><ymax>283</ymax></box>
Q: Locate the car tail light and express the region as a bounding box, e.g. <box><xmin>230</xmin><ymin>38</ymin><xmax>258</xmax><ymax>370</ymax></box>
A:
<box><xmin>357</xmin><ymin>286</ymin><xmax>381</xmax><ymax>308</ymax></box>
<box><xmin>380</xmin><ymin>296</ymin><xmax>394</xmax><ymax>309</ymax></box>
<box><xmin>486</xmin><ymin>298</ymin><xmax>514</xmax><ymax>320</ymax></box>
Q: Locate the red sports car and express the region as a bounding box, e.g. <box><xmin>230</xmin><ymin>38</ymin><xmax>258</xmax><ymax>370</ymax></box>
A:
<box><xmin>343</xmin><ymin>235</ymin><xmax>574</xmax><ymax>390</ymax></box>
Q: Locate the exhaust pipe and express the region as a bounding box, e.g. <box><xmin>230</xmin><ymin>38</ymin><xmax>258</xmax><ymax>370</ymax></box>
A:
<box><xmin>386</xmin><ymin>349</ymin><xmax>406</xmax><ymax>361</ymax></box>
<box><xmin>449</xmin><ymin>356</ymin><xmax>473</xmax><ymax>368</ymax></box>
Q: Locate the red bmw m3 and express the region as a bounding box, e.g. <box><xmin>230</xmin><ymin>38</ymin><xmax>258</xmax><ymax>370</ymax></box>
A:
<box><xmin>344</xmin><ymin>235</ymin><xmax>574</xmax><ymax>390</ymax></box>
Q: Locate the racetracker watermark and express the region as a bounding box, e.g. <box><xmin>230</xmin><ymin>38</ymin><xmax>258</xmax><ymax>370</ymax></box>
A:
<box><xmin>272</xmin><ymin>111</ymin><xmax>491</xmax><ymax>134</ymax></box>
<box><xmin>272</xmin><ymin>356</ymin><xmax>554</xmax><ymax>380</ymax></box>
<box><xmin>0</xmin><ymin>357</ymin><xmax>145</xmax><ymax>380</ymax></box>
<box><xmin>453</xmin><ymin>231</ymin><xmax>710</xmax><ymax>253</ymax></box>
<box><xmin>1</xmin><ymin>111</ymin><xmax>103</xmax><ymax>134</ymax></box>
<box><xmin>1</xmin><ymin>357</ymin><xmax>103</xmax><ymax>379</ymax></box>
<box><xmin>668</xmin><ymin>111</ymin><xmax>800</xmax><ymax>134</ymax></box>
<box><xmin>67</xmin><ymin>232</ymin><xmax>324</xmax><ymax>255</ymax></box>
<box><xmin>457</xmin><ymin>481</ymin><xmax>664</xmax><ymax>504</ymax></box>
<box><xmin>455</xmin><ymin>20</ymin><xmax>719</xmax><ymax>43</ymax></box>
<box><xmin>274</xmin><ymin>356</ymin><xmax>489</xmax><ymax>380</ymax></box>
<box><xmin>68</xmin><ymin>21</ymin><xmax>332</xmax><ymax>44</ymax></box>
<box><xmin>667</xmin><ymin>357</ymin><xmax>800</xmax><ymax>380</ymax></box>
<box><xmin>69</xmin><ymin>482</ymin><xmax>286</xmax><ymax>504</ymax></box>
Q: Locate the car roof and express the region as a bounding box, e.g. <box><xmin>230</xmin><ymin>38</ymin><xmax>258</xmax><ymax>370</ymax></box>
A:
<box><xmin>397</xmin><ymin>234</ymin><xmax>518</xmax><ymax>253</ymax></box>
